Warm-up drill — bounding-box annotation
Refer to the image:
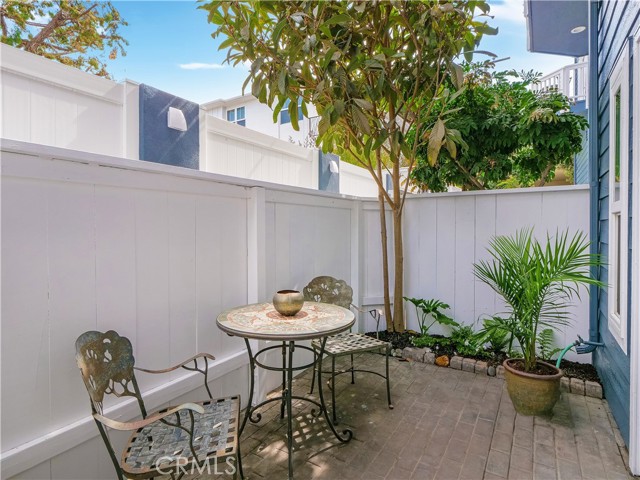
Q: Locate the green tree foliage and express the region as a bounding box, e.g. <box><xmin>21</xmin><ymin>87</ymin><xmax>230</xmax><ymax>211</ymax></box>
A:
<box><xmin>410</xmin><ymin>64</ymin><xmax>588</xmax><ymax>191</ymax></box>
<box><xmin>202</xmin><ymin>0</ymin><xmax>496</xmax><ymax>330</ymax></box>
<box><xmin>1</xmin><ymin>0</ymin><xmax>127</xmax><ymax>77</ymax></box>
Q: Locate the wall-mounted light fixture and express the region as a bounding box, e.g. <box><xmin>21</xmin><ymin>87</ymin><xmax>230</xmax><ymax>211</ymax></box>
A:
<box><xmin>329</xmin><ymin>159</ymin><xmax>339</xmax><ymax>173</ymax></box>
<box><xmin>167</xmin><ymin>107</ymin><xmax>187</xmax><ymax>131</ymax></box>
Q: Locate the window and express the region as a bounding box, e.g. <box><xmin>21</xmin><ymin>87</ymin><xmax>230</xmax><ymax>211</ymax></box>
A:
<box><xmin>280</xmin><ymin>98</ymin><xmax>303</xmax><ymax>125</ymax></box>
<box><xmin>226</xmin><ymin>106</ymin><xmax>246</xmax><ymax>126</ymax></box>
<box><xmin>607</xmin><ymin>45</ymin><xmax>630</xmax><ymax>352</ymax></box>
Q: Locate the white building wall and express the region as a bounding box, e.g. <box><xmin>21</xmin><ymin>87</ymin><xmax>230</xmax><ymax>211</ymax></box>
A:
<box><xmin>202</xmin><ymin>95</ymin><xmax>319</xmax><ymax>145</ymax></box>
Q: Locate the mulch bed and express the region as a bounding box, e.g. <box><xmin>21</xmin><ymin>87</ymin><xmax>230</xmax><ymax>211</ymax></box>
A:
<box><xmin>365</xmin><ymin>330</ymin><xmax>418</xmax><ymax>350</ymax></box>
<box><xmin>556</xmin><ymin>359</ymin><xmax>601</xmax><ymax>383</ymax></box>
<box><xmin>364</xmin><ymin>330</ymin><xmax>602</xmax><ymax>384</ymax></box>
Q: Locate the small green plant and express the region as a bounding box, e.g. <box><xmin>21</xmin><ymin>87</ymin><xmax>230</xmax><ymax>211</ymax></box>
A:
<box><xmin>476</xmin><ymin>316</ymin><xmax>514</xmax><ymax>355</ymax></box>
<box><xmin>413</xmin><ymin>335</ymin><xmax>449</xmax><ymax>348</ymax></box>
<box><xmin>411</xmin><ymin>335</ymin><xmax>453</xmax><ymax>354</ymax></box>
<box><xmin>403</xmin><ymin>297</ymin><xmax>459</xmax><ymax>336</ymax></box>
<box><xmin>537</xmin><ymin>328</ymin><xmax>562</xmax><ymax>361</ymax></box>
<box><xmin>451</xmin><ymin>325</ymin><xmax>484</xmax><ymax>357</ymax></box>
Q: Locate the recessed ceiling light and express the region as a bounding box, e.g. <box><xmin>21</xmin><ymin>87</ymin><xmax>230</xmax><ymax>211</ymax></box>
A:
<box><xmin>571</xmin><ymin>26</ymin><xmax>586</xmax><ymax>34</ymax></box>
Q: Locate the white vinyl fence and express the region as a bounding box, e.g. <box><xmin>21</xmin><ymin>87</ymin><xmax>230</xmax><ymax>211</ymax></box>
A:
<box><xmin>0</xmin><ymin>44</ymin><xmax>139</xmax><ymax>159</ymax></box>
<box><xmin>1</xmin><ymin>139</ymin><xmax>590</xmax><ymax>479</ymax></box>
<box><xmin>339</xmin><ymin>161</ymin><xmax>379</xmax><ymax>197</ymax></box>
<box><xmin>361</xmin><ymin>186</ymin><xmax>592</xmax><ymax>359</ymax></box>
<box><xmin>202</xmin><ymin>115</ymin><xmax>319</xmax><ymax>189</ymax></box>
<box><xmin>1</xmin><ymin>44</ymin><xmax>380</xmax><ymax>196</ymax></box>
<box><xmin>0</xmin><ymin>140</ymin><xmax>355</xmax><ymax>479</ymax></box>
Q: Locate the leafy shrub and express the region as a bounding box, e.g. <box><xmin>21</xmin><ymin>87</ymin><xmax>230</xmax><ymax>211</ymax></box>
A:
<box><xmin>412</xmin><ymin>335</ymin><xmax>452</xmax><ymax>349</ymax></box>
<box><xmin>537</xmin><ymin>328</ymin><xmax>562</xmax><ymax>361</ymax></box>
<box><xmin>476</xmin><ymin>316</ymin><xmax>513</xmax><ymax>355</ymax></box>
<box><xmin>451</xmin><ymin>325</ymin><xmax>485</xmax><ymax>357</ymax></box>
<box><xmin>403</xmin><ymin>297</ymin><xmax>459</xmax><ymax>336</ymax></box>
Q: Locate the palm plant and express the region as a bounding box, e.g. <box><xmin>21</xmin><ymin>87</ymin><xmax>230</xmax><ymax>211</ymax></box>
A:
<box><xmin>473</xmin><ymin>228</ymin><xmax>603</xmax><ymax>372</ymax></box>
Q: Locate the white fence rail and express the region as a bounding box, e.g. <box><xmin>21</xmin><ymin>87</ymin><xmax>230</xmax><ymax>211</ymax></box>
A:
<box><xmin>1</xmin><ymin>140</ymin><xmax>591</xmax><ymax>479</ymax></box>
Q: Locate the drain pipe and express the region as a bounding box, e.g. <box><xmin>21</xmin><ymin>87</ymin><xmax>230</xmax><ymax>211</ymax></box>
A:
<box><xmin>587</xmin><ymin>0</ymin><xmax>602</xmax><ymax>348</ymax></box>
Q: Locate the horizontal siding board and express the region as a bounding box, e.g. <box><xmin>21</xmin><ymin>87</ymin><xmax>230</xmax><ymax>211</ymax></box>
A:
<box><xmin>593</xmin><ymin>0</ymin><xmax>640</xmax><ymax>447</ymax></box>
<box><xmin>600</xmin><ymin>7</ymin><xmax>639</xmax><ymax>88</ymax></box>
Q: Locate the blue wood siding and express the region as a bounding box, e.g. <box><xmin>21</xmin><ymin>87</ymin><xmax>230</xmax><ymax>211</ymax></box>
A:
<box><xmin>593</xmin><ymin>0</ymin><xmax>639</xmax><ymax>446</ymax></box>
<box><xmin>575</xmin><ymin>129</ymin><xmax>589</xmax><ymax>184</ymax></box>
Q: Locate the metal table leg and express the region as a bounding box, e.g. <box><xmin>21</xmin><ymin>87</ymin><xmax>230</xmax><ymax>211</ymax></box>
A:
<box><xmin>286</xmin><ymin>341</ymin><xmax>295</xmax><ymax>478</ymax></box>
<box><xmin>239</xmin><ymin>337</ymin><xmax>353</xmax><ymax>479</ymax></box>
<box><xmin>239</xmin><ymin>338</ymin><xmax>257</xmax><ymax>434</ymax></box>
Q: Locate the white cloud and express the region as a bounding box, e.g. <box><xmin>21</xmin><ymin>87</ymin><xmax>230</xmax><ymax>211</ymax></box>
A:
<box><xmin>488</xmin><ymin>0</ymin><xmax>526</xmax><ymax>25</ymax></box>
<box><xmin>179</xmin><ymin>63</ymin><xmax>226</xmax><ymax>70</ymax></box>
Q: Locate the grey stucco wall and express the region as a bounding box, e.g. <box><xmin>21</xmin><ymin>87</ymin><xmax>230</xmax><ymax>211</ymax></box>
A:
<box><xmin>319</xmin><ymin>152</ymin><xmax>339</xmax><ymax>192</ymax></box>
<box><xmin>139</xmin><ymin>84</ymin><xmax>199</xmax><ymax>169</ymax></box>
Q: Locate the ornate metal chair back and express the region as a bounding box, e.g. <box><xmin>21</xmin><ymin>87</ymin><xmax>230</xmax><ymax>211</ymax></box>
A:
<box><xmin>75</xmin><ymin>330</ymin><xmax>146</xmax><ymax>418</ymax></box>
<box><xmin>303</xmin><ymin>276</ymin><xmax>353</xmax><ymax>309</ymax></box>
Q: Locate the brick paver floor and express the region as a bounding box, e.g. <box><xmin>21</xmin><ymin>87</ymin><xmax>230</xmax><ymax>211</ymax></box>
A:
<box><xmin>217</xmin><ymin>353</ymin><xmax>633</xmax><ymax>479</ymax></box>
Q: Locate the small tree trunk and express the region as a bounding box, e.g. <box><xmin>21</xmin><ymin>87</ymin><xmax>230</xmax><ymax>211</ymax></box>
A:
<box><xmin>392</xmin><ymin>208</ymin><xmax>404</xmax><ymax>331</ymax></box>
<box><xmin>376</xmin><ymin>154</ymin><xmax>393</xmax><ymax>330</ymax></box>
<box><xmin>534</xmin><ymin>162</ymin><xmax>554</xmax><ymax>187</ymax></box>
<box><xmin>391</xmin><ymin>159</ymin><xmax>404</xmax><ymax>332</ymax></box>
<box><xmin>378</xmin><ymin>188</ymin><xmax>393</xmax><ymax>331</ymax></box>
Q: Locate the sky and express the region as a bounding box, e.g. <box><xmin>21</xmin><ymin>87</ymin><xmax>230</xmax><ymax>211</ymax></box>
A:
<box><xmin>107</xmin><ymin>0</ymin><xmax>575</xmax><ymax>105</ymax></box>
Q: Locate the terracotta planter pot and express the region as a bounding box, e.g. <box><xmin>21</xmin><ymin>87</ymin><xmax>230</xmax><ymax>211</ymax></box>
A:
<box><xmin>503</xmin><ymin>358</ymin><xmax>563</xmax><ymax>416</ymax></box>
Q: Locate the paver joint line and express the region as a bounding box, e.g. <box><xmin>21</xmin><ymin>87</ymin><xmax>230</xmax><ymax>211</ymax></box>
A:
<box><xmin>190</xmin><ymin>353</ymin><xmax>634</xmax><ymax>480</ymax></box>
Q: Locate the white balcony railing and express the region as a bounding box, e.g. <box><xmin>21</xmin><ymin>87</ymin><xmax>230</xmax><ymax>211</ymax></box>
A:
<box><xmin>531</xmin><ymin>61</ymin><xmax>589</xmax><ymax>105</ymax></box>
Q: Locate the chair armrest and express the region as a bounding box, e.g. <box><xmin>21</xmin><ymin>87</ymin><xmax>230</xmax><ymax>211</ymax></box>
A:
<box><xmin>93</xmin><ymin>402</ymin><xmax>205</xmax><ymax>431</ymax></box>
<box><xmin>135</xmin><ymin>353</ymin><xmax>217</xmax><ymax>400</ymax></box>
<box><xmin>134</xmin><ymin>353</ymin><xmax>216</xmax><ymax>374</ymax></box>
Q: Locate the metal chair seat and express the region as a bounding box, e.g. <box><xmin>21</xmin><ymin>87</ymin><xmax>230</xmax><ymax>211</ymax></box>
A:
<box><xmin>124</xmin><ymin>396</ymin><xmax>240</xmax><ymax>477</ymax></box>
<box><xmin>304</xmin><ymin>276</ymin><xmax>393</xmax><ymax>424</ymax></box>
<box><xmin>311</xmin><ymin>332</ymin><xmax>389</xmax><ymax>355</ymax></box>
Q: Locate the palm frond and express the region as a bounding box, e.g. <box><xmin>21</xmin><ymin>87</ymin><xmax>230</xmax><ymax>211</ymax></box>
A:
<box><xmin>473</xmin><ymin>228</ymin><xmax>603</xmax><ymax>372</ymax></box>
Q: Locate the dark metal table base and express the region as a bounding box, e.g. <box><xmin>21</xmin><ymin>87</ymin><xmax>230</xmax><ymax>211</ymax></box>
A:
<box><xmin>239</xmin><ymin>337</ymin><xmax>353</xmax><ymax>479</ymax></box>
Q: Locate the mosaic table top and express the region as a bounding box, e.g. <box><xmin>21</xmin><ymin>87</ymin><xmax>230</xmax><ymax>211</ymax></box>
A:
<box><xmin>216</xmin><ymin>302</ymin><xmax>355</xmax><ymax>340</ymax></box>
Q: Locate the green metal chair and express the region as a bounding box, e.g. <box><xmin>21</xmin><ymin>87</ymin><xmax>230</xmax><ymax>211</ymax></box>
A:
<box><xmin>75</xmin><ymin>330</ymin><xmax>243</xmax><ymax>479</ymax></box>
<box><xmin>304</xmin><ymin>276</ymin><xmax>393</xmax><ymax>424</ymax></box>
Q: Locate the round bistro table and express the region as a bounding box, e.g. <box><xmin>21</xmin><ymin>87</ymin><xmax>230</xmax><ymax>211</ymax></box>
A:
<box><xmin>216</xmin><ymin>301</ymin><xmax>355</xmax><ymax>479</ymax></box>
